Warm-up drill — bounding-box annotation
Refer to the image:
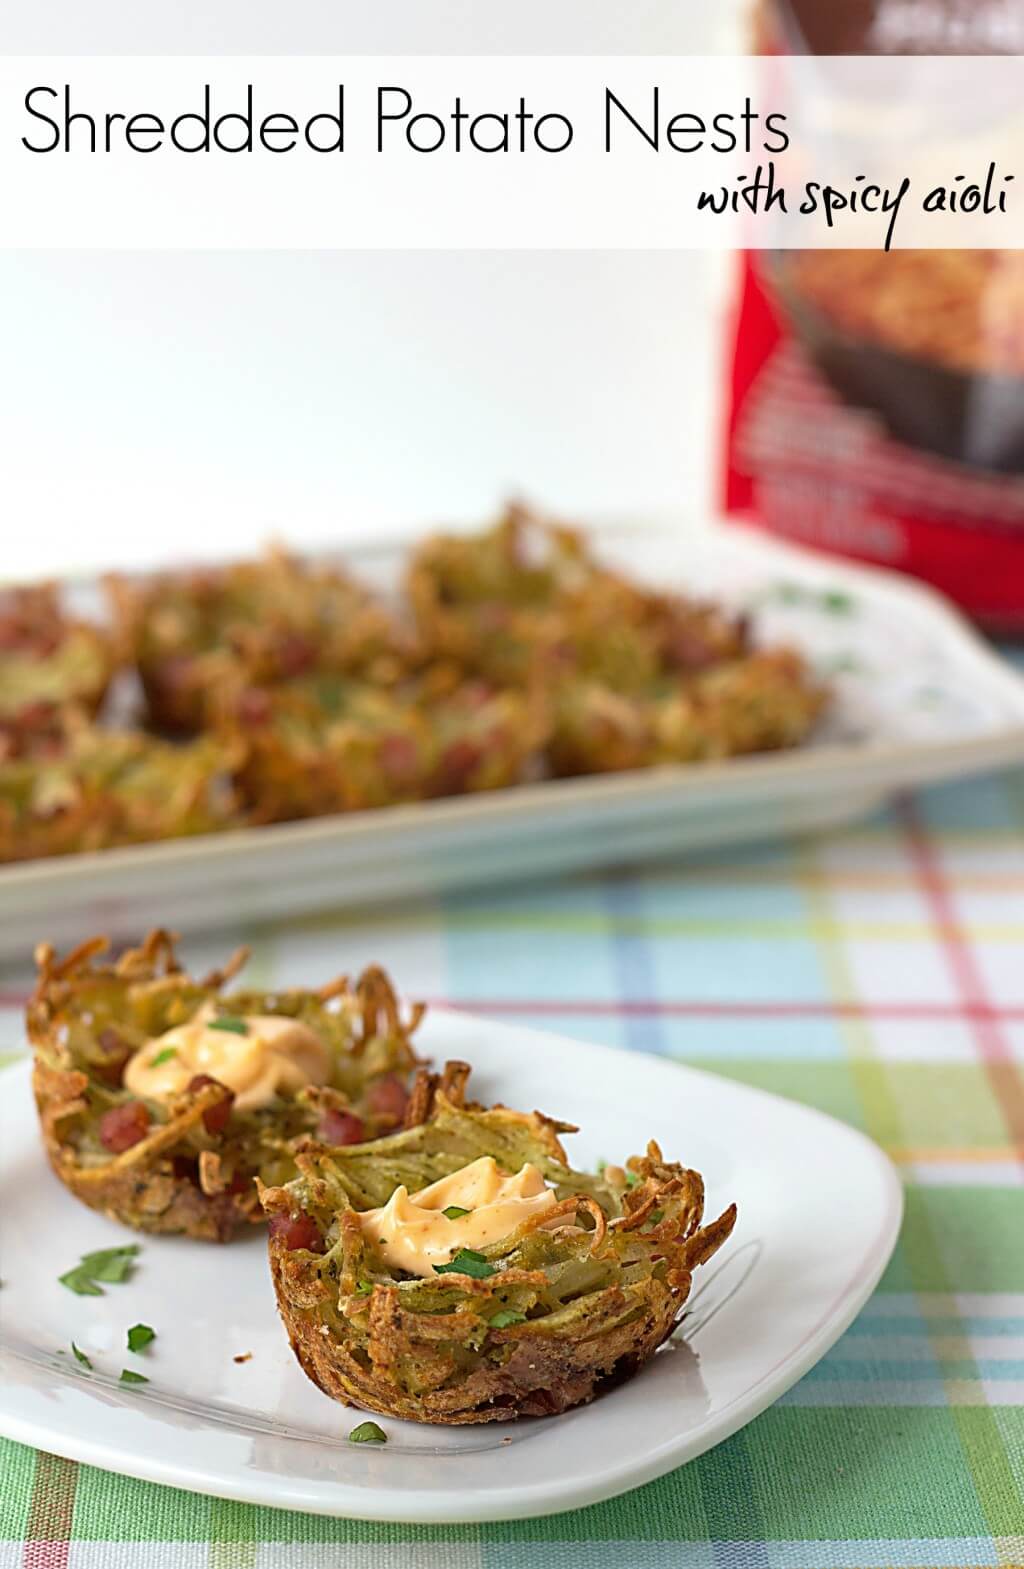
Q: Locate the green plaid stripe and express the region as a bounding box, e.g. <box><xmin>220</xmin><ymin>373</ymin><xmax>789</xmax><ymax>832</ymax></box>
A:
<box><xmin>2</xmin><ymin>763</ymin><xmax>1024</xmax><ymax>1566</ymax></box>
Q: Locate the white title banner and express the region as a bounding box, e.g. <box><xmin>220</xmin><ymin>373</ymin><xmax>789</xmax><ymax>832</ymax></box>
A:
<box><xmin>1</xmin><ymin>55</ymin><xmax>1021</xmax><ymax>248</ymax></box>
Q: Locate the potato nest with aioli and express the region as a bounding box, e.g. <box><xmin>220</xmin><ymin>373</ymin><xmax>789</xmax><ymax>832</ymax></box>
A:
<box><xmin>28</xmin><ymin>931</ymin><xmax>428</xmax><ymax>1242</ymax></box>
<box><xmin>260</xmin><ymin>1075</ymin><xmax>737</xmax><ymax>1424</ymax></box>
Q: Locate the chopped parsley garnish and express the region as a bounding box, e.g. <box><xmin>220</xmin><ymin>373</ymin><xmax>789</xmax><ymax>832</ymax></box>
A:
<box><xmin>624</xmin><ymin>1170</ymin><xmax>641</xmax><ymax>1188</ymax></box>
<box><xmin>349</xmin><ymin>1420</ymin><xmax>387</xmax><ymax>1444</ymax></box>
<box><xmin>127</xmin><ymin>1323</ymin><xmax>156</xmax><ymax>1353</ymax></box>
<box><xmin>149</xmin><ymin>1047</ymin><xmax>177</xmax><ymax>1067</ymax></box>
<box><xmin>83</xmin><ymin>1246</ymin><xmax>140</xmax><ymax>1282</ymax></box>
<box><xmin>488</xmin><ymin>1310</ymin><xmax>525</xmax><ymax>1329</ymax></box>
<box><xmin>120</xmin><ymin>1369</ymin><xmax>149</xmax><ymax>1385</ymax></box>
<box><xmin>209</xmin><ymin>1016</ymin><xmax>248</xmax><ymax>1036</ymax></box>
<box><xmin>71</xmin><ymin>1342</ymin><xmax>92</xmax><ymax>1368</ymax></box>
<box><xmin>649</xmin><ymin>1210</ymin><xmax>664</xmax><ymax>1225</ymax></box>
<box><xmin>355</xmin><ymin>1280</ymin><xmax>374</xmax><ymax>1296</ymax></box>
<box><xmin>60</xmin><ymin>1244</ymin><xmax>140</xmax><ymax>1295</ymax></box>
<box><xmin>434</xmin><ymin>1248</ymin><xmax>495</xmax><ymax>1280</ymax></box>
<box><xmin>442</xmin><ymin>1206</ymin><xmax>470</xmax><ymax>1221</ymax></box>
<box><xmin>58</xmin><ymin>1267</ymin><xmax>103</xmax><ymax>1297</ymax></box>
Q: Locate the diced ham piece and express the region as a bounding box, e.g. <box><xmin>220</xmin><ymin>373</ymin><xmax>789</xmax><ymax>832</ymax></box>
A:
<box><xmin>377</xmin><ymin>733</ymin><xmax>420</xmax><ymax>785</ymax></box>
<box><xmin>276</xmin><ymin>632</ymin><xmax>315</xmax><ymax>678</ymax></box>
<box><xmin>317</xmin><ymin>1108</ymin><xmax>366</xmax><ymax>1146</ymax></box>
<box><xmin>364</xmin><ymin>1073</ymin><xmax>409</xmax><ymax>1125</ymax></box>
<box><xmin>98</xmin><ymin>1100</ymin><xmax>151</xmax><ymax>1153</ymax></box>
<box><xmin>187</xmin><ymin>1073</ymin><xmax>235</xmax><ymax>1135</ymax></box>
<box><xmin>434</xmin><ymin>738</ymin><xmax>482</xmax><ymax>794</ymax></box>
<box><xmin>237</xmin><ymin>688</ymin><xmax>272</xmax><ymax>726</ymax></box>
<box><xmin>94</xmin><ymin>1026</ymin><xmax>132</xmax><ymax>1086</ymax></box>
<box><xmin>268</xmin><ymin>1211</ymin><xmax>323</xmax><ymax>1252</ymax></box>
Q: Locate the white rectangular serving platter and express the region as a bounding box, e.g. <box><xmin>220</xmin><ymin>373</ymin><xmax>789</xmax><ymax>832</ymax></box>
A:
<box><xmin>1</xmin><ymin>516</ymin><xmax>1023</xmax><ymax>963</ymax></box>
<box><xmin>0</xmin><ymin>1007</ymin><xmax>902</xmax><ymax>1523</ymax></box>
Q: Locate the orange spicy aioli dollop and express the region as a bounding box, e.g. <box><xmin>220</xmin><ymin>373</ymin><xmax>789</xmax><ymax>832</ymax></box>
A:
<box><xmin>358</xmin><ymin>1155</ymin><xmax>556</xmax><ymax>1277</ymax></box>
<box><xmin>122</xmin><ymin>1003</ymin><xmax>330</xmax><ymax>1111</ymax></box>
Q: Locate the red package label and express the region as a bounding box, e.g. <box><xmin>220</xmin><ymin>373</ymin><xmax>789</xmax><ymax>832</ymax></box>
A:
<box><xmin>723</xmin><ymin>254</ymin><xmax>1024</xmax><ymax>633</ymax></box>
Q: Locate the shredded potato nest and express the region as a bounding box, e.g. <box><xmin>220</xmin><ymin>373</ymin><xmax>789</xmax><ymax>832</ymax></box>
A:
<box><xmin>548</xmin><ymin>649</ymin><xmax>826</xmax><ymax>775</ymax></box>
<box><xmin>28</xmin><ymin>931</ymin><xmax>427</xmax><ymax>1241</ymax></box>
<box><xmin>107</xmin><ymin>546</ymin><xmax>413</xmax><ymax>735</ymax></box>
<box><xmin>223</xmin><ymin>671</ymin><xmax>548</xmax><ymax>823</ymax></box>
<box><xmin>0</xmin><ymin>724</ymin><xmax>241</xmax><ymax>863</ymax></box>
<box><xmin>261</xmin><ymin>1075</ymin><xmax>737</xmax><ymax>1424</ymax></box>
<box><xmin>0</xmin><ymin>584</ymin><xmax>114</xmax><ymax>731</ymax></box>
<box><xmin>408</xmin><ymin>508</ymin><xmax>823</xmax><ymax>771</ymax></box>
<box><xmin>407</xmin><ymin>505</ymin><xmax>754</xmax><ymax>692</ymax></box>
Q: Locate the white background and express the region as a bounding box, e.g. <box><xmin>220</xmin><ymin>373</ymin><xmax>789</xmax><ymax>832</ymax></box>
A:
<box><xmin>3</xmin><ymin>0</ymin><xmax>742</xmax><ymax>57</ymax></box>
<box><xmin>2</xmin><ymin>1</ymin><xmax>739</xmax><ymax>577</ymax></box>
<box><xmin>1</xmin><ymin>249</ymin><xmax>732</xmax><ymax>576</ymax></box>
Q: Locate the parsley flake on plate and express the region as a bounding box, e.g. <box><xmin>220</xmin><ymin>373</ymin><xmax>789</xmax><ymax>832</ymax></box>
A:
<box><xmin>442</xmin><ymin>1206</ymin><xmax>470</xmax><ymax>1221</ymax></box>
<box><xmin>348</xmin><ymin>1421</ymin><xmax>387</xmax><ymax>1444</ymax></box>
<box><xmin>71</xmin><ymin>1342</ymin><xmax>92</xmax><ymax>1368</ymax></box>
<box><xmin>59</xmin><ymin>1245</ymin><xmax>140</xmax><ymax>1295</ymax></box>
<box><xmin>120</xmin><ymin>1369</ymin><xmax>149</xmax><ymax>1385</ymax></box>
<box><xmin>58</xmin><ymin>1267</ymin><xmax>103</xmax><ymax>1297</ymax></box>
<box><xmin>127</xmin><ymin>1323</ymin><xmax>156</xmax><ymax>1353</ymax></box>
<box><xmin>148</xmin><ymin>1047</ymin><xmax>177</xmax><ymax>1067</ymax></box>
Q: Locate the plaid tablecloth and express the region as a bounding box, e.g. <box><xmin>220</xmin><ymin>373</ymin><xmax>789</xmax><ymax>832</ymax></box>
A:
<box><xmin>2</xmin><ymin>772</ymin><xmax>1023</xmax><ymax>1568</ymax></box>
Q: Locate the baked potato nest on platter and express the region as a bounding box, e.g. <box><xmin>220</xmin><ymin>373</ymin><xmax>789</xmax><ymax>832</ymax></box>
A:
<box><xmin>0</xmin><ymin>723</ymin><xmax>241</xmax><ymax>863</ymax></box>
<box><xmin>408</xmin><ymin>507</ymin><xmax>824</xmax><ymax>774</ymax></box>
<box><xmin>224</xmin><ymin>671</ymin><xmax>548</xmax><ymax>823</ymax></box>
<box><xmin>107</xmin><ymin>545</ymin><xmax>413</xmax><ymax>735</ymax></box>
<box><xmin>0</xmin><ymin>583</ymin><xmax>114</xmax><ymax>737</ymax></box>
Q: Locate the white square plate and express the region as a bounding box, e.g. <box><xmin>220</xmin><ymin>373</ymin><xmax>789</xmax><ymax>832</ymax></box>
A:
<box><xmin>0</xmin><ymin>1008</ymin><xmax>901</xmax><ymax>1523</ymax></box>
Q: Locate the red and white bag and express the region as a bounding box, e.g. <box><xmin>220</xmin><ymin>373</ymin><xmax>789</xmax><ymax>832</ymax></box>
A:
<box><xmin>723</xmin><ymin>1</ymin><xmax>1024</xmax><ymax>632</ymax></box>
